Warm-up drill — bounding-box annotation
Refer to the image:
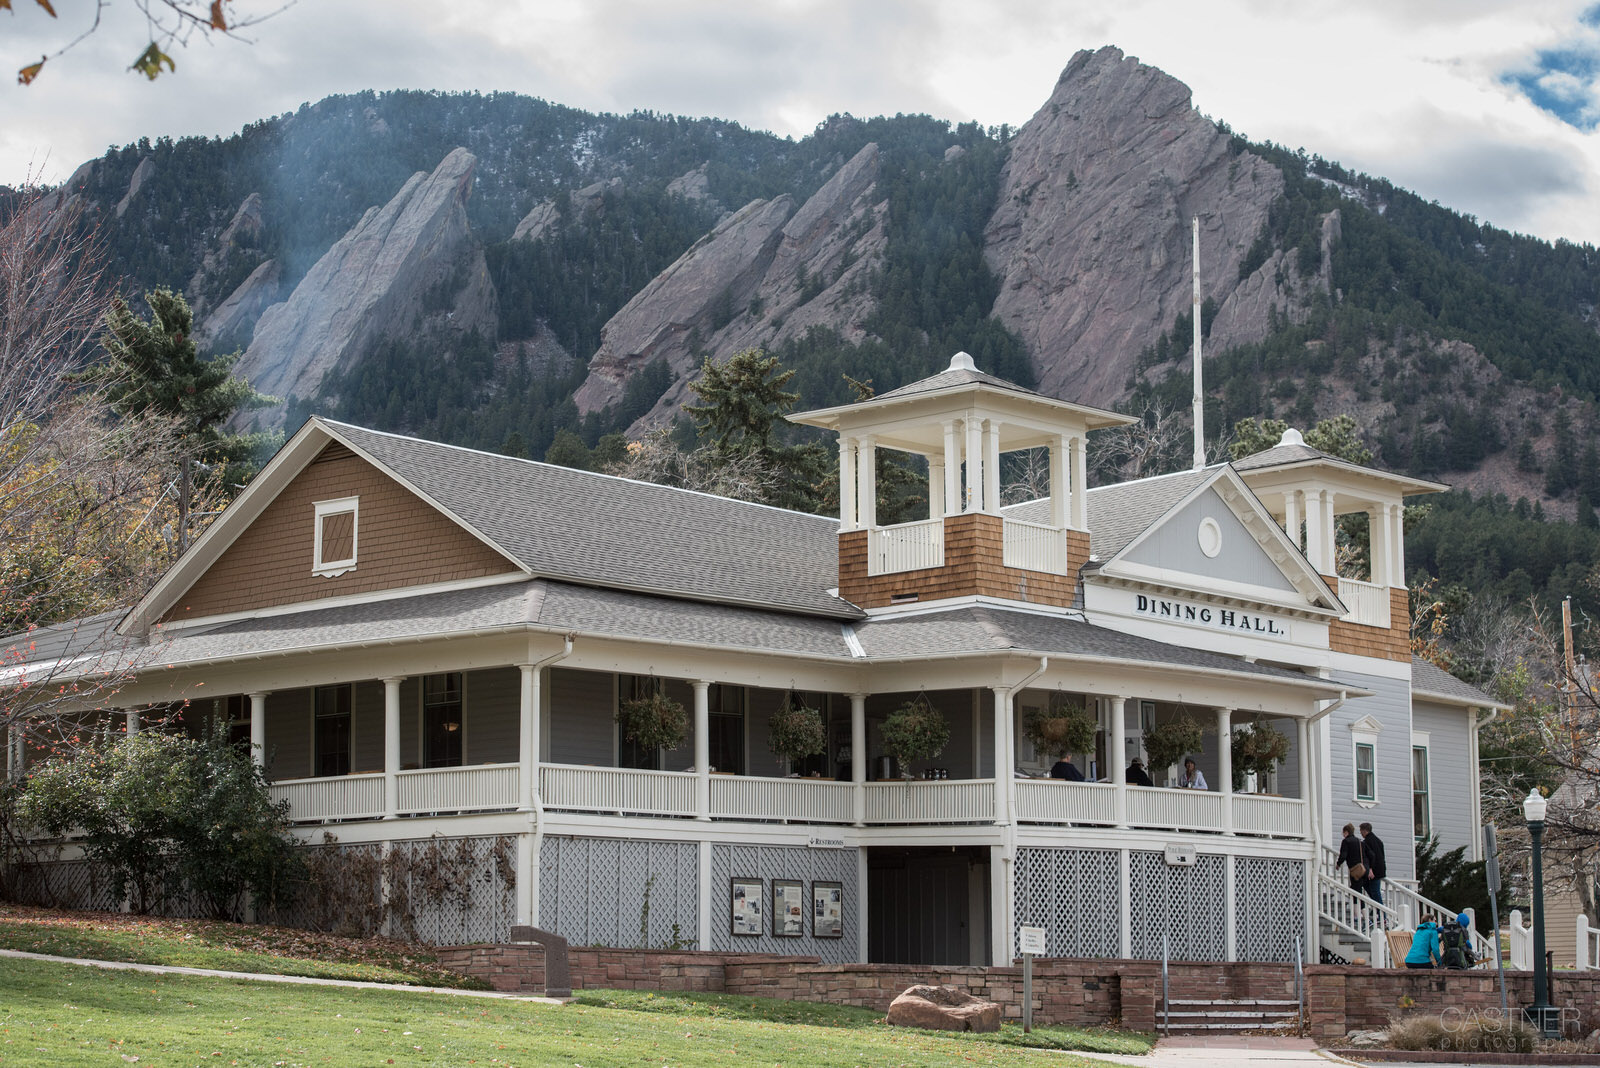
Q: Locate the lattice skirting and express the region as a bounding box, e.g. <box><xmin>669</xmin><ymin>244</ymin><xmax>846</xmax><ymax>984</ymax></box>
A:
<box><xmin>9</xmin><ymin>857</ymin><xmax>123</xmax><ymax>912</ymax></box>
<box><xmin>709</xmin><ymin>843</ymin><xmax>859</xmax><ymax>964</ymax></box>
<box><xmin>540</xmin><ymin>835</ymin><xmax>699</xmax><ymax>950</ymax></box>
<box><xmin>1015</xmin><ymin>848</ymin><xmax>1307</xmax><ymax>963</ymax></box>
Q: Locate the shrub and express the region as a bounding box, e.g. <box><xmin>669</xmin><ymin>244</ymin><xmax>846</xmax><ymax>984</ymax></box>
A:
<box><xmin>1143</xmin><ymin>715</ymin><xmax>1205</xmax><ymax>775</ymax></box>
<box><xmin>1387</xmin><ymin>1012</ymin><xmax>1535</xmax><ymax>1054</ymax></box>
<box><xmin>879</xmin><ymin>694</ymin><xmax>950</xmax><ymax>772</ymax></box>
<box><xmin>617</xmin><ymin>684</ymin><xmax>688</xmax><ymax>753</ymax></box>
<box><xmin>767</xmin><ymin>692</ymin><xmax>827</xmax><ymax>766</ymax></box>
<box><xmin>1021</xmin><ymin>698</ymin><xmax>1096</xmax><ymax>759</ymax></box>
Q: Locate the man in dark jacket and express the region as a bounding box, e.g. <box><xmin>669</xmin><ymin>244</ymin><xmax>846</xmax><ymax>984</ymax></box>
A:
<box><xmin>1050</xmin><ymin>757</ymin><xmax>1085</xmax><ymax>781</ymax></box>
<box><xmin>1126</xmin><ymin>757</ymin><xmax>1153</xmax><ymax>787</ymax></box>
<box><xmin>1360</xmin><ymin>822</ymin><xmax>1387</xmax><ymax>904</ymax></box>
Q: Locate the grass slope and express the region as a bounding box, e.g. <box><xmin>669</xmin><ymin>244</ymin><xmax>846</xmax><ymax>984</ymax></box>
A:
<box><xmin>0</xmin><ymin>957</ymin><xmax>1131</xmax><ymax>1067</ymax></box>
<box><xmin>0</xmin><ymin>904</ymin><xmax>484</xmax><ymax>989</ymax></box>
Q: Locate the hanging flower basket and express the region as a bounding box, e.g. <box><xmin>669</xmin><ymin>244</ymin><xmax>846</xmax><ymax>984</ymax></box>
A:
<box><xmin>1143</xmin><ymin>714</ymin><xmax>1205</xmax><ymax>776</ymax></box>
<box><xmin>879</xmin><ymin>693</ymin><xmax>950</xmax><ymax>773</ymax></box>
<box><xmin>617</xmin><ymin>684</ymin><xmax>688</xmax><ymax>754</ymax></box>
<box><xmin>1021</xmin><ymin>697</ymin><xmax>1096</xmax><ymax>759</ymax></box>
<box><xmin>767</xmin><ymin>692</ymin><xmax>827</xmax><ymax>765</ymax></box>
<box><xmin>1231</xmin><ymin>717</ymin><xmax>1290</xmax><ymax>791</ymax></box>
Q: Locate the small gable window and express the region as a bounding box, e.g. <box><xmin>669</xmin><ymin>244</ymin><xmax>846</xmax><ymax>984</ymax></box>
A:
<box><xmin>313</xmin><ymin>497</ymin><xmax>359</xmax><ymax>577</ymax></box>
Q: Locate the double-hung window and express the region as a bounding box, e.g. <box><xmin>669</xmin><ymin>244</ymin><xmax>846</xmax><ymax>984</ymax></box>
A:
<box><xmin>423</xmin><ymin>673</ymin><xmax>464</xmax><ymax>769</ymax></box>
<box><xmin>314</xmin><ymin>684</ymin><xmax>352</xmax><ymax>777</ymax></box>
<box><xmin>1354</xmin><ymin>742</ymin><xmax>1377</xmax><ymax>802</ymax></box>
<box><xmin>1412</xmin><ymin>745</ymin><xmax>1431</xmax><ymax>840</ymax></box>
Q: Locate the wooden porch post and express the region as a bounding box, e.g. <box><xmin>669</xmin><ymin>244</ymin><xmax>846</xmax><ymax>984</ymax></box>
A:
<box><xmin>1216</xmin><ymin>706</ymin><xmax>1234</xmax><ymax>834</ymax></box>
<box><xmin>383</xmin><ymin>677</ymin><xmax>404</xmax><ymax>819</ymax></box>
<box><xmin>518</xmin><ymin>664</ymin><xmax>538</xmax><ymax>812</ymax></box>
<box><xmin>125</xmin><ymin>708</ymin><xmax>140</xmax><ymax>736</ymax></box>
<box><xmin>942</xmin><ymin>421</ymin><xmax>960</xmax><ymax>517</ymax></box>
<box><xmin>693</xmin><ymin>680</ymin><xmax>711</xmax><ymax>821</ymax></box>
<box><xmin>992</xmin><ymin>686</ymin><xmax>1011</xmax><ymax>826</ymax></box>
<box><xmin>1296</xmin><ymin>715</ymin><xmax>1312</xmax><ymax>840</ymax></box>
<box><xmin>839</xmin><ymin>437</ymin><xmax>857</xmax><ymax>531</ymax></box>
<box><xmin>1110</xmin><ymin>697</ymin><xmax>1128</xmax><ymax>828</ymax></box>
<box><xmin>850</xmin><ymin>693</ymin><xmax>866</xmax><ymax>827</ymax></box>
<box><xmin>859</xmin><ymin>438</ymin><xmax>877</xmax><ymax>529</ymax></box>
<box><xmin>964</xmin><ymin>416</ymin><xmax>982</xmax><ymax>512</ymax></box>
<box><xmin>248</xmin><ymin>692</ymin><xmax>268</xmax><ymax>768</ymax></box>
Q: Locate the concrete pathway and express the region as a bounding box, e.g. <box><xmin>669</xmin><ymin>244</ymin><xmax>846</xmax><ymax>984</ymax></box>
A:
<box><xmin>1073</xmin><ymin>1036</ymin><xmax>1346</xmax><ymax>1067</ymax></box>
<box><xmin>0</xmin><ymin>947</ymin><xmax>567</xmax><ymax>1002</ymax></box>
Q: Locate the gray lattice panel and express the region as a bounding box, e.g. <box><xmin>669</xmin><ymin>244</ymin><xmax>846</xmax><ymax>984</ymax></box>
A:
<box><xmin>539</xmin><ymin>836</ymin><xmax>699</xmax><ymax>949</ymax></box>
<box><xmin>1129</xmin><ymin>850</ymin><xmax>1227</xmax><ymax>961</ymax></box>
<box><xmin>392</xmin><ymin>836</ymin><xmax>517</xmax><ymax>945</ymax></box>
<box><xmin>1014</xmin><ymin>847</ymin><xmax>1121</xmax><ymax>958</ymax></box>
<box><xmin>262</xmin><ymin>842</ymin><xmax>385</xmax><ymax>937</ymax></box>
<box><xmin>1234</xmin><ymin>856</ymin><xmax>1306</xmax><ymax>963</ymax></box>
<box><xmin>11</xmin><ymin>859</ymin><xmax>121</xmax><ymax>911</ymax></box>
<box><xmin>709</xmin><ymin>843</ymin><xmax>858</xmax><ymax>963</ymax></box>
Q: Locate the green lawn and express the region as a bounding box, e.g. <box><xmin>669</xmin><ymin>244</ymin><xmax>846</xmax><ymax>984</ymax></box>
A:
<box><xmin>0</xmin><ymin>904</ymin><xmax>485</xmax><ymax>989</ymax></box>
<box><xmin>0</xmin><ymin>957</ymin><xmax>1141</xmax><ymax>1066</ymax></box>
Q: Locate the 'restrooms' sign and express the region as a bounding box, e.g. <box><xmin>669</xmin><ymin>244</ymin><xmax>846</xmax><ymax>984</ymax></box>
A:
<box><xmin>1131</xmin><ymin>593</ymin><xmax>1291</xmax><ymax>641</ymax></box>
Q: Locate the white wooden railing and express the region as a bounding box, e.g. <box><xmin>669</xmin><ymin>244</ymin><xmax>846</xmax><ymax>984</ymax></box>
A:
<box><xmin>1577</xmin><ymin>913</ymin><xmax>1600</xmax><ymax>971</ymax></box>
<box><xmin>1002</xmin><ymin>517</ymin><xmax>1069</xmax><ymax>574</ymax></box>
<box><xmin>1318</xmin><ymin>871</ymin><xmax>1400</xmax><ymax>967</ymax></box>
<box><xmin>396</xmin><ymin>763</ymin><xmax>520</xmax><ymax>814</ymax></box>
<box><xmin>865</xmin><ymin>779</ymin><xmax>994</xmax><ymax>823</ymax></box>
<box><xmin>1127</xmin><ymin>786</ymin><xmax>1227</xmax><ymax>832</ymax></box>
<box><xmin>710</xmin><ymin>775</ymin><xmax>854</xmax><ymax>824</ymax></box>
<box><xmin>867</xmin><ymin>517</ymin><xmax>944</xmax><ymax>576</ymax></box>
<box><xmin>1339</xmin><ymin>577</ymin><xmax>1392</xmax><ymax>628</ymax></box>
<box><xmin>539</xmin><ymin>764</ymin><xmax>697</xmax><ymax>818</ymax></box>
<box><xmin>1014</xmin><ymin>779</ymin><xmax>1117</xmax><ymax>825</ymax></box>
<box><xmin>1509</xmin><ymin>909</ymin><xmax>1533</xmax><ymax>971</ymax></box>
<box><xmin>271</xmin><ymin>773</ymin><xmax>386</xmax><ymax>822</ymax></box>
<box><xmin>1234</xmin><ymin>794</ymin><xmax>1306</xmax><ymax>838</ymax></box>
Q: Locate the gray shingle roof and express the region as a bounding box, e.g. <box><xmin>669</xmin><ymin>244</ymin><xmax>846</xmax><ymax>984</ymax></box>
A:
<box><xmin>324</xmin><ymin>421</ymin><xmax>859</xmax><ymax>620</ymax></box>
<box><xmin>875</xmin><ymin>365</ymin><xmax>1042</xmax><ymax>402</ymax></box>
<box><xmin>854</xmin><ymin>604</ymin><xmax>1328</xmax><ymax>684</ymax></box>
<box><xmin>1</xmin><ymin>609</ymin><xmax>127</xmax><ymax>665</ymax></box>
<box><xmin>1231</xmin><ymin>442</ymin><xmax>1328</xmax><ymax>471</ymax></box>
<box><xmin>1005</xmin><ymin>466</ymin><xmax>1220</xmax><ymax>561</ymax></box>
<box><xmin>1411</xmin><ymin>657</ymin><xmax>1502</xmax><ymax>708</ymax></box>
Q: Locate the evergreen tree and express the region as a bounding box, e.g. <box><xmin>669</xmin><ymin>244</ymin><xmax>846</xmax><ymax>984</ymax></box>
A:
<box><xmin>685</xmin><ymin>349</ymin><xmax>827</xmax><ymax>512</ymax></box>
<box><xmin>83</xmin><ymin>287</ymin><xmax>278</xmax><ymax>551</ymax></box>
<box><xmin>544</xmin><ymin>429</ymin><xmax>592</xmax><ymax>469</ymax></box>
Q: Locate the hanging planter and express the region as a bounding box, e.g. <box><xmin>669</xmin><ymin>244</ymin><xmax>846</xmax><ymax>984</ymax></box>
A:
<box><xmin>1143</xmin><ymin>714</ymin><xmax>1205</xmax><ymax>779</ymax></box>
<box><xmin>1021</xmin><ymin>695</ymin><xmax>1096</xmax><ymax>759</ymax></box>
<box><xmin>879</xmin><ymin>693</ymin><xmax>950</xmax><ymax>775</ymax></box>
<box><xmin>1231</xmin><ymin>717</ymin><xmax>1290</xmax><ymax>792</ymax></box>
<box><xmin>767</xmin><ymin>691</ymin><xmax>827</xmax><ymax>768</ymax></box>
<box><xmin>617</xmin><ymin>681</ymin><xmax>688</xmax><ymax>754</ymax></box>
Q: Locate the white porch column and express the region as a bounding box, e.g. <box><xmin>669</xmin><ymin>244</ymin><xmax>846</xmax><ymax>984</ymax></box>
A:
<box><xmin>1048</xmin><ymin>435</ymin><xmax>1067</xmax><ymax>529</ymax></box>
<box><xmin>1216</xmin><ymin>707</ymin><xmax>1233</xmax><ymax>834</ymax></box>
<box><xmin>990</xmin><ymin>843</ymin><xmax>1010</xmax><ymax>965</ymax></box>
<box><xmin>124</xmin><ymin>708</ymin><xmax>140</xmax><ymax>736</ymax></box>
<box><xmin>983</xmin><ymin>420</ymin><xmax>1001</xmax><ymax>515</ymax></box>
<box><xmin>1296</xmin><ymin>715</ymin><xmax>1312</xmax><ymax>840</ymax></box>
<box><xmin>1368</xmin><ymin>506</ymin><xmax>1390</xmax><ymax>588</ymax></box>
<box><xmin>857</xmin><ymin>847</ymin><xmax>870</xmax><ymax>963</ymax></box>
<box><xmin>850</xmin><ymin>693</ymin><xmax>867</xmax><ymax>828</ymax></box>
<box><xmin>943</xmin><ymin>421</ymin><xmax>961</xmax><ymax>517</ymax></box>
<box><xmin>1303</xmin><ymin>490</ymin><xmax>1326</xmax><ymax>574</ymax></box>
<box><xmin>839</xmin><ymin>437</ymin><xmax>857</xmax><ymax>531</ymax></box>
<box><xmin>1069</xmin><ymin>436</ymin><xmax>1088</xmax><ymax>529</ymax></box>
<box><xmin>1321</xmin><ymin>492</ymin><xmax>1337</xmax><ymax>574</ymax></box>
<box><xmin>248</xmin><ymin>692</ymin><xmax>268</xmax><ymax>768</ymax></box>
<box><xmin>518</xmin><ymin>664</ymin><xmax>539</xmax><ymax>812</ymax></box>
<box><xmin>1284</xmin><ymin>491</ymin><xmax>1302</xmax><ymax>549</ymax></box>
<box><xmin>383</xmin><ymin>677</ymin><xmax>404</xmax><ymax>818</ymax></box>
<box><xmin>1110</xmin><ymin>697</ymin><xmax>1128</xmax><ymax>828</ymax></box>
<box><xmin>928</xmin><ymin>460</ymin><xmax>945</xmax><ymax>519</ymax></box>
<box><xmin>693</xmin><ymin>680</ymin><xmax>711</xmax><ymax>821</ymax></box>
<box><xmin>859</xmin><ymin>437</ymin><xmax>877</xmax><ymax>529</ymax></box>
<box><xmin>1225</xmin><ymin>855</ymin><xmax>1238</xmax><ymax>961</ymax></box>
<box><xmin>964</xmin><ymin>416</ymin><xmax>983</xmax><ymax>512</ymax></box>
<box><xmin>698</xmin><ymin>840</ymin><xmax>713</xmax><ymax>950</ymax></box>
<box><xmin>1390</xmin><ymin>503</ymin><xmax>1406</xmax><ymax>586</ymax></box>
<box><xmin>992</xmin><ymin>686</ymin><xmax>1012</xmax><ymax>826</ymax></box>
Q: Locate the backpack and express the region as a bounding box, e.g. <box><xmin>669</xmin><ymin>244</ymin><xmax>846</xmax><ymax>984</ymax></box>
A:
<box><xmin>1440</xmin><ymin>925</ymin><xmax>1469</xmax><ymax>968</ymax></box>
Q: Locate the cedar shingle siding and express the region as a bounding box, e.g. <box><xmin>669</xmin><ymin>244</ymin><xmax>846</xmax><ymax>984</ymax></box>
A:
<box><xmin>162</xmin><ymin>444</ymin><xmax>518</xmax><ymax>623</ymax></box>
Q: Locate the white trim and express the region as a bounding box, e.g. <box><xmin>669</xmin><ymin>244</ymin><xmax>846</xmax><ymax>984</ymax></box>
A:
<box><xmin>861</xmin><ymin>593</ymin><xmax>1084</xmax><ymax>620</ymax></box>
<box><xmin>1351</xmin><ymin>735</ymin><xmax>1378</xmax><ymax>805</ymax></box>
<box><xmin>1411</xmin><ymin>741</ymin><xmax>1431</xmax><ymax>841</ymax></box>
<box><xmin>312</xmin><ymin>496</ymin><xmax>360</xmax><ymax>578</ymax></box>
<box><xmin>154</xmin><ymin>572</ymin><xmax>532</xmax><ymax>633</ymax></box>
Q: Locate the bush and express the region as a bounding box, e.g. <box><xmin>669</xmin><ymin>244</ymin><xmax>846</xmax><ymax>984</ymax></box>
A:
<box><xmin>1021</xmin><ymin>699</ymin><xmax>1096</xmax><ymax>759</ymax></box>
<box><xmin>767</xmin><ymin>693</ymin><xmax>827</xmax><ymax>766</ymax></box>
<box><xmin>1143</xmin><ymin>715</ymin><xmax>1205</xmax><ymax>775</ymax></box>
<box><xmin>1387</xmin><ymin>1012</ymin><xmax>1535</xmax><ymax>1054</ymax></box>
<box><xmin>18</xmin><ymin>723</ymin><xmax>301</xmax><ymax>919</ymax></box>
<box><xmin>879</xmin><ymin>694</ymin><xmax>950</xmax><ymax>772</ymax></box>
<box><xmin>1231</xmin><ymin>717</ymin><xmax>1291</xmax><ymax>790</ymax></box>
<box><xmin>617</xmin><ymin>685</ymin><xmax>688</xmax><ymax>753</ymax></box>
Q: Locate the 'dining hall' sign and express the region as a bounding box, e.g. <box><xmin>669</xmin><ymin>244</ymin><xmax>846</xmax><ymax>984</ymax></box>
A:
<box><xmin>1130</xmin><ymin>593</ymin><xmax>1291</xmax><ymax>641</ymax></box>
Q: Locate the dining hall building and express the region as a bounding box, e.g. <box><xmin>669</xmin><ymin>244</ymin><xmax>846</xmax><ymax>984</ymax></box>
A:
<box><xmin>3</xmin><ymin>353</ymin><xmax>1501</xmax><ymax>967</ymax></box>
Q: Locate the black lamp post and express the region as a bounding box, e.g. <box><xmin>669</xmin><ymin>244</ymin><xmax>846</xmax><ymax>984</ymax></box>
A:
<box><xmin>1523</xmin><ymin>787</ymin><xmax>1558</xmax><ymax>1037</ymax></box>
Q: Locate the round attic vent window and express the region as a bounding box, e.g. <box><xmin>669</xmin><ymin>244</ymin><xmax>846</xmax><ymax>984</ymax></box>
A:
<box><xmin>1197</xmin><ymin>517</ymin><xmax>1223</xmax><ymax>558</ymax></box>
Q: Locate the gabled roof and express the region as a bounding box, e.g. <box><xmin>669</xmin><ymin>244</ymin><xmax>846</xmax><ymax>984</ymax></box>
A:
<box><xmin>125</xmin><ymin>417</ymin><xmax>861</xmax><ymax>632</ymax></box>
<box><xmin>1411</xmin><ymin>656</ymin><xmax>1509</xmax><ymax>710</ymax></box>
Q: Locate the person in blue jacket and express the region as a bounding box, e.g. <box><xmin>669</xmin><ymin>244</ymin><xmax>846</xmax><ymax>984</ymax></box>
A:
<box><xmin>1405</xmin><ymin>919</ymin><xmax>1441</xmax><ymax>968</ymax></box>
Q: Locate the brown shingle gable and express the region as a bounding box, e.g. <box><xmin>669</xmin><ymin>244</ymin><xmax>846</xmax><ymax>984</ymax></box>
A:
<box><xmin>159</xmin><ymin>443</ymin><xmax>520</xmax><ymax>624</ymax></box>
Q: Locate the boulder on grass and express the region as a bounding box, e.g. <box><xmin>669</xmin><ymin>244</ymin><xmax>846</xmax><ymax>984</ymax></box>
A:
<box><xmin>886</xmin><ymin>984</ymin><xmax>1002</xmax><ymax>1033</ymax></box>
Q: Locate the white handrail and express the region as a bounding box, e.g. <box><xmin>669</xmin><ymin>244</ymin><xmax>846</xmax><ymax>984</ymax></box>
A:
<box><xmin>1126</xmin><ymin>787</ymin><xmax>1226</xmax><ymax>832</ymax></box>
<box><xmin>538</xmin><ymin>764</ymin><xmax>697</xmax><ymax>818</ymax></box>
<box><xmin>1386</xmin><ymin>881</ymin><xmax>1495</xmax><ymax>962</ymax></box>
<box><xmin>1317</xmin><ymin>871</ymin><xmax>1400</xmax><ymax>968</ymax></box>
<box><xmin>1577</xmin><ymin>913</ymin><xmax>1600</xmax><ymax>971</ymax></box>
<box><xmin>395</xmin><ymin>763</ymin><xmax>520</xmax><ymax>814</ymax></box>
<box><xmin>1014</xmin><ymin>779</ymin><xmax>1117</xmax><ymax>825</ymax></box>
<box><xmin>270</xmin><ymin>773</ymin><xmax>386</xmax><ymax>822</ymax></box>
<box><xmin>1508</xmin><ymin>909</ymin><xmax>1533</xmax><ymax>971</ymax></box>
<box><xmin>1338</xmin><ymin>577</ymin><xmax>1391</xmax><ymax>628</ymax></box>
<box><xmin>710</xmin><ymin>775</ymin><xmax>854</xmax><ymax>824</ymax></box>
<box><xmin>1002</xmin><ymin>517</ymin><xmax>1068</xmax><ymax>574</ymax></box>
<box><xmin>867</xmin><ymin>518</ymin><xmax>944</xmax><ymax>576</ymax></box>
<box><xmin>1233</xmin><ymin>794</ymin><xmax>1306</xmax><ymax>838</ymax></box>
<box><xmin>864</xmin><ymin>779</ymin><xmax>994</xmax><ymax>823</ymax></box>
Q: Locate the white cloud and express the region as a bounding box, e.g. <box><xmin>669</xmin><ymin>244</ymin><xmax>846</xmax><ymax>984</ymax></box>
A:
<box><xmin>3</xmin><ymin>0</ymin><xmax>1600</xmax><ymax>242</ymax></box>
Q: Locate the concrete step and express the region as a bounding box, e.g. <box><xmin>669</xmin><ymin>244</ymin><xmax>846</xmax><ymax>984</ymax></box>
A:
<box><xmin>1160</xmin><ymin>998</ymin><xmax>1302</xmax><ymax>1035</ymax></box>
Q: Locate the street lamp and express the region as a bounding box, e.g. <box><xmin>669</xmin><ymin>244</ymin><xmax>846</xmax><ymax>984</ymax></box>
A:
<box><xmin>1523</xmin><ymin>787</ymin><xmax>1557</xmax><ymax>1036</ymax></box>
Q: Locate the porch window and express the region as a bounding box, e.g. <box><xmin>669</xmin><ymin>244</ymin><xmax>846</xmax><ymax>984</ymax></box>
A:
<box><xmin>217</xmin><ymin>694</ymin><xmax>249</xmax><ymax>751</ymax></box>
<box><xmin>1354</xmin><ymin>741</ymin><xmax>1376</xmax><ymax>802</ymax></box>
<box><xmin>1412</xmin><ymin>745</ymin><xmax>1431</xmax><ymax>840</ymax></box>
<box><xmin>313</xmin><ymin>497</ymin><xmax>359</xmax><ymax>578</ymax></box>
<box><xmin>709</xmin><ymin>684</ymin><xmax>745</xmax><ymax>775</ymax></box>
<box><xmin>423</xmin><ymin>673</ymin><xmax>464</xmax><ymax>768</ymax></box>
<box><xmin>313</xmin><ymin>684</ymin><xmax>352</xmax><ymax>777</ymax></box>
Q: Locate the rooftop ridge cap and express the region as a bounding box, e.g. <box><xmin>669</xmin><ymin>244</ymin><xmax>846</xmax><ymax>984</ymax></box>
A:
<box><xmin>320</xmin><ymin>418</ymin><xmax>841</xmax><ymax>524</ymax></box>
<box><xmin>1087</xmin><ymin>463</ymin><xmax>1226</xmax><ymax>494</ymax></box>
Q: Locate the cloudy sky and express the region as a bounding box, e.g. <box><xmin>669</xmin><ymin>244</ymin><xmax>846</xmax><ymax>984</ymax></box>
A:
<box><xmin>5</xmin><ymin>0</ymin><xmax>1600</xmax><ymax>243</ymax></box>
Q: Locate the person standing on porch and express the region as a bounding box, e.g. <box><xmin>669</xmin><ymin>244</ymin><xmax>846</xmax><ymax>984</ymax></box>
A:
<box><xmin>1360</xmin><ymin>822</ymin><xmax>1387</xmax><ymax>905</ymax></box>
<box><xmin>1178</xmin><ymin>758</ymin><xmax>1207</xmax><ymax>789</ymax></box>
<box><xmin>1336</xmin><ymin>823</ymin><xmax>1366</xmax><ymax>890</ymax></box>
